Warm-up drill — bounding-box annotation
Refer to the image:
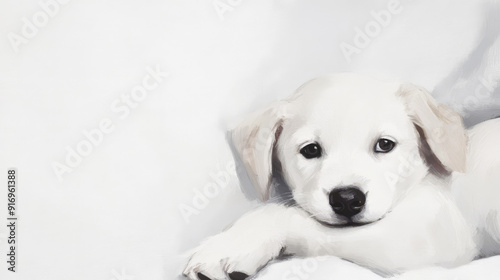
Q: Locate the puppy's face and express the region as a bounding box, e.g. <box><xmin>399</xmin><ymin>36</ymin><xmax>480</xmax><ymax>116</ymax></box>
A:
<box><xmin>233</xmin><ymin>73</ymin><xmax>466</xmax><ymax>227</ymax></box>
<box><xmin>276</xmin><ymin>76</ymin><xmax>427</xmax><ymax>225</ymax></box>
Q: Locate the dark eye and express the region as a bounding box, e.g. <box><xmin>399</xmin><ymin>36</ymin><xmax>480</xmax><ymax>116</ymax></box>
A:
<box><xmin>300</xmin><ymin>143</ymin><xmax>322</xmax><ymax>159</ymax></box>
<box><xmin>374</xmin><ymin>138</ymin><xmax>396</xmax><ymax>153</ymax></box>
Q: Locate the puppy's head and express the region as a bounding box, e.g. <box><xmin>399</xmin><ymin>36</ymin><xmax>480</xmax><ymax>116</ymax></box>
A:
<box><xmin>232</xmin><ymin>73</ymin><xmax>467</xmax><ymax>226</ymax></box>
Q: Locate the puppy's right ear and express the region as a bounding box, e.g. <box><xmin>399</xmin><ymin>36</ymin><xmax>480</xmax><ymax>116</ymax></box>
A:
<box><xmin>231</xmin><ymin>102</ymin><xmax>288</xmax><ymax>201</ymax></box>
<box><xmin>397</xmin><ymin>84</ymin><xmax>467</xmax><ymax>173</ymax></box>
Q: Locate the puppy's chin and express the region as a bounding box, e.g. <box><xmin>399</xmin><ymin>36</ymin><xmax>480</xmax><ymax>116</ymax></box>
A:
<box><xmin>315</xmin><ymin>213</ymin><xmax>383</xmax><ymax>228</ymax></box>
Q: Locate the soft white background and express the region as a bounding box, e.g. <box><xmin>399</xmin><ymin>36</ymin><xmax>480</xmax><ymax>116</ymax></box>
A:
<box><xmin>0</xmin><ymin>0</ymin><xmax>499</xmax><ymax>279</ymax></box>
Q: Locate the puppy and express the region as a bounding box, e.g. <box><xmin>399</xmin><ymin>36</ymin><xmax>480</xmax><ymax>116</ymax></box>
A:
<box><xmin>183</xmin><ymin>73</ymin><xmax>500</xmax><ymax>280</ymax></box>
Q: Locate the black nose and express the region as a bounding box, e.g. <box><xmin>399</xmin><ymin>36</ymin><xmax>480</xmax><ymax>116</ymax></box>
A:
<box><xmin>329</xmin><ymin>187</ymin><xmax>366</xmax><ymax>218</ymax></box>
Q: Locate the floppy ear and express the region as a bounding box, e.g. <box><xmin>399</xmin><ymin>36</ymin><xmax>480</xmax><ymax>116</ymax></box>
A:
<box><xmin>231</xmin><ymin>102</ymin><xmax>287</xmax><ymax>201</ymax></box>
<box><xmin>397</xmin><ymin>84</ymin><xmax>467</xmax><ymax>173</ymax></box>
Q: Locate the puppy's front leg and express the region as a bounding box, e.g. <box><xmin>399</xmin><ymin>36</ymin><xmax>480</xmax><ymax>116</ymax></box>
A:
<box><xmin>183</xmin><ymin>204</ymin><xmax>313</xmax><ymax>280</ymax></box>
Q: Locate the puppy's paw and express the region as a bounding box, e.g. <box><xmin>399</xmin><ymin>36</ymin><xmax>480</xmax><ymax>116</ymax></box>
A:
<box><xmin>183</xmin><ymin>232</ymin><xmax>283</xmax><ymax>280</ymax></box>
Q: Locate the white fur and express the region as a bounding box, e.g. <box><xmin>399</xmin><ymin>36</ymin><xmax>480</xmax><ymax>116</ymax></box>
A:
<box><xmin>183</xmin><ymin>73</ymin><xmax>500</xmax><ymax>279</ymax></box>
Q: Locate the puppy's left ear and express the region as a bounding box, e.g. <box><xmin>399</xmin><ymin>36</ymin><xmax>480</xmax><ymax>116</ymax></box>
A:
<box><xmin>231</xmin><ymin>102</ymin><xmax>287</xmax><ymax>201</ymax></box>
<box><xmin>397</xmin><ymin>84</ymin><xmax>467</xmax><ymax>173</ymax></box>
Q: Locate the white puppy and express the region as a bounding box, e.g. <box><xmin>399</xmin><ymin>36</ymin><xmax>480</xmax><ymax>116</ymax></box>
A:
<box><xmin>183</xmin><ymin>73</ymin><xmax>500</xmax><ymax>280</ymax></box>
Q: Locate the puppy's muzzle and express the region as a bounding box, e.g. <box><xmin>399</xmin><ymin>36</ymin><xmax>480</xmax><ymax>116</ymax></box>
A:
<box><xmin>329</xmin><ymin>187</ymin><xmax>366</xmax><ymax>218</ymax></box>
